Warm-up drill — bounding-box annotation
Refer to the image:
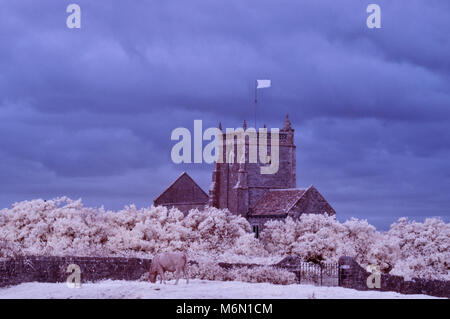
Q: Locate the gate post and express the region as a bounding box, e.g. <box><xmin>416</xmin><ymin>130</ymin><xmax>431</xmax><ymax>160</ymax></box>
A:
<box><xmin>338</xmin><ymin>256</ymin><xmax>356</xmax><ymax>288</ymax></box>
<box><xmin>320</xmin><ymin>264</ymin><xmax>323</xmax><ymax>286</ymax></box>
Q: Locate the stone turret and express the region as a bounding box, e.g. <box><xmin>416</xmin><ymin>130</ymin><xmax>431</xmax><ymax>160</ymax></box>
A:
<box><xmin>279</xmin><ymin>114</ymin><xmax>296</xmax><ymax>186</ymax></box>
<box><xmin>234</xmin><ymin>162</ymin><xmax>249</xmax><ymax>216</ymax></box>
<box><xmin>282</xmin><ymin>114</ymin><xmax>293</xmax><ymax>131</ymax></box>
<box><xmin>208</xmin><ymin>122</ymin><xmax>223</xmax><ymax>207</ymax></box>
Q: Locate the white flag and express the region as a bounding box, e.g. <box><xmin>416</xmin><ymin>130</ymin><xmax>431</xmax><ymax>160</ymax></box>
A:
<box><xmin>256</xmin><ymin>79</ymin><xmax>271</xmax><ymax>89</ymax></box>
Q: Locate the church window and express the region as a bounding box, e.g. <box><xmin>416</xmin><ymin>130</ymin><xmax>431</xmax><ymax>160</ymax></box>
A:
<box><xmin>252</xmin><ymin>225</ymin><xmax>259</xmax><ymax>238</ymax></box>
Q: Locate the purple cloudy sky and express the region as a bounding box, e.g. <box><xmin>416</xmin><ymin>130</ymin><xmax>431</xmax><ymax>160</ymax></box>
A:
<box><xmin>1</xmin><ymin>0</ymin><xmax>449</xmax><ymax>229</ymax></box>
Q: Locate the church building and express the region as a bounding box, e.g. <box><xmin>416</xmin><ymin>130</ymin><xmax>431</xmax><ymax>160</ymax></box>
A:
<box><xmin>154</xmin><ymin>116</ymin><xmax>335</xmax><ymax>237</ymax></box>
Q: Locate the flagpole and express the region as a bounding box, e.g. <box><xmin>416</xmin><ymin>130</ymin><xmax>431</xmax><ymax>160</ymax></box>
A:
<box><xmin>254</xmin><ymin>80</ymin><xmax>270</xmax><ymax>129</ymax></box>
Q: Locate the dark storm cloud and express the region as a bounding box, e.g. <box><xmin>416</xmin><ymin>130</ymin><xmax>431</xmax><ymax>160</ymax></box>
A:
<box><xmin>0</xmin><ymin>0</ymin><xmax>449</xmax><ymax>228</ymax></box>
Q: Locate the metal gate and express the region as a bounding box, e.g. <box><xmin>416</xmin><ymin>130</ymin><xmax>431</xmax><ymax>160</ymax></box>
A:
<box><xmin>289</xmin><ymin>262</ymin><xmax>338</xmax><ymax>286</ymax></box>
<box><xmin>276</xmin><ymin>257</ymin><xmax>339</xmax><ymax>287</ymax></box>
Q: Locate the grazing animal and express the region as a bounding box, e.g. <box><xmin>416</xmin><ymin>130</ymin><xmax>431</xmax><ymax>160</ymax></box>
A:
<box><xmin>149</xmin><ymin>252</ymin><xmax>189</xmax><ymax>285</ymax></box>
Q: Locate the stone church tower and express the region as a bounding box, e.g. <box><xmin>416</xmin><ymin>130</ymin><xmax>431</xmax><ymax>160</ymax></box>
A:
<box><xmin>208</xmin><ymin>115</ymin><xmax>297</xmax><ymax>217</ymax></box>
<box><xmin>154</xmin><ymin>115</ymin><xmax>335</xmax><ymax>237</ymax></box>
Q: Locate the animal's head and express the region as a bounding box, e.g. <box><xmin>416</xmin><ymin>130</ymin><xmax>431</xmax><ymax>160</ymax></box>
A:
<box><xmin>148</xmin><ymin>261</ymin><xmax>157</xmax><ymax>283</ymax></box>
<box><xmin>148</xmin><ymin>271</ymin><xmax>157</xmax><ymax>283</ymax></box>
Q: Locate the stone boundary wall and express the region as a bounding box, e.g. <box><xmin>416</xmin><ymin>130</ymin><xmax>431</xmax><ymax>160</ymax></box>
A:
<box><xmin>0</xmin><ymin>257</ymin><xmax>296</xmax><ymax>288</ymax></box>
<box><xmin>0</xmin><ymin>256</ymin><xmax>151</xmax><ymax>288</ymax></box>
<box><xmin>1</xmin><ymin>255</ymin><xmax>448</xmax><ymax>298</ymax></box>
<box><xmin>338</xmin><ymin>256</ymin><xmax>450</xmax><ymax>298</ymax></box>
<box><xmin>0</xmin><ymin>256</ymin><xmax>280</xmax><ymax>289</ymax></box>
<box><xmin>217</xmin><ymin>262</ymin><xmax>261</xmax><ymax>270</ymax></box>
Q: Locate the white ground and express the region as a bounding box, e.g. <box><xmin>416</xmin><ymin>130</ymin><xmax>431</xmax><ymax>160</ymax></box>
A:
<box><xmin>0</xmin><ymin>280</ymin><xmax>440</xmax><ymax>299</ymax></box>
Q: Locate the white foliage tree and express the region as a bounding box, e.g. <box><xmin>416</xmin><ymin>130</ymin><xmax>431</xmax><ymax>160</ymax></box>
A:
<box><xmin>0</xmin><ymin>197</ymin><xmax>448</xmax><ymax>280</ymax></box>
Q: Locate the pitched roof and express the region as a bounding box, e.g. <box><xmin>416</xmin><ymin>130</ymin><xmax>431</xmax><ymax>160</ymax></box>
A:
<box><xmin>250</xmin><ymin>188</ymin><xmax>307</xmax><ymax>216</ymax></box>
<box><xmin>250</xmin><ymin>186</ymin><xmax>337</xmax><ymax>217</ymax></box>
<box><xmin>153</xmin><ymin>172</ymin><xmax>208</xmax><ymax>205</ymax></box>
